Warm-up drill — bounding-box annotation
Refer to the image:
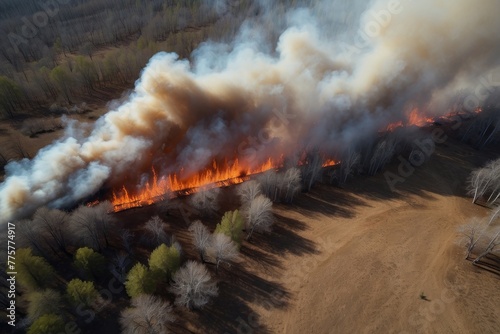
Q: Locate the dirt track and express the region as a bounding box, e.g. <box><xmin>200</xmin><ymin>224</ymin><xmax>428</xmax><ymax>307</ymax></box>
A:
<box><xmin>254</xmin><ymin>140</ymin><xmax>500</xmax><ymax>334</ymax></box>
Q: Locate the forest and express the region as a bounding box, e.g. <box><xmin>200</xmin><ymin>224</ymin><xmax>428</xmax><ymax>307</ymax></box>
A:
<box><xmin>0</xmin><ymin>0</ymin><xmax>260</xmax><ymax>118</ymax></box>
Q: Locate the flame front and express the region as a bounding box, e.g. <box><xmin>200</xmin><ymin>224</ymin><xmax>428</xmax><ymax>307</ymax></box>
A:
<box><xmin>110</xmin><ymin>156</ymin><xmax>341</xmax><ymax>211</ymax></box>
<box><xmin>111</xmin><ymin>158</ymin><xmax>280</xmax><ymax>211</ymax></box>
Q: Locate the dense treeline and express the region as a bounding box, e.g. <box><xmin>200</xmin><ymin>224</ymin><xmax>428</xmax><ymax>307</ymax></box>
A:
<box><xmin>0</xmin><ymin>0</ymin><xmax>358</xmax><ymax>119</ymax></box>
<box><xmin>0</xmin><ymin>0</ymin><xmax>260</xmax><ymax>118</ymax></box>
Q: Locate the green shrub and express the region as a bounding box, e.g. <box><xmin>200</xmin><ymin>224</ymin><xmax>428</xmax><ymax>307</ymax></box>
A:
<box><xmin>27</xmin><ymin>314</ymin><xmax>65</xmax><ymax>334</ymax></box>
<box><xmin>74</xmin><ymin>247</ymin><xmax>106</xmax><ymax>279</ymax></box>
<box><xmin>26</xmin><ymin>289</ymin><xmax>63</xmax><ymax>321</ymax></box>
<box><xmin>215</xmin><ymin>210</ymin><xmax>245</xmax><ymax>247</ymax></box>
<box><xmin>66</xmin><ymin>279</ymin><xmax>99</xmax><ymax>307</ymax></box>
<box><xmin>148</xmin><ymin>244</ymin><xmax>181</xmax><ymax>282</ymax></box>
<box><xmin>125</xmin><ymin>263</ymin><xmax>155</xmax><ymax>298</ymax></box>
<box><xmin>16</xmin><ymin>248</ymin><xmax>56</xmax><ymax>291</ymax></box>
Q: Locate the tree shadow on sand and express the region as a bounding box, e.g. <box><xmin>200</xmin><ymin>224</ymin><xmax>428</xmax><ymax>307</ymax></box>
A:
<box><xmin>192</xmin><ymin>266</ymin><xmax>290</xmax><ymax>334</ymax></box>
<box><xmin>252</xmin><ymin>213</ymin><xmax>319</xmax><ymax>257</ymax></box>
<box><xmin>291</xmin><ymin>184</ymin><xmax>370</xmax><ymax>219</ymax></box>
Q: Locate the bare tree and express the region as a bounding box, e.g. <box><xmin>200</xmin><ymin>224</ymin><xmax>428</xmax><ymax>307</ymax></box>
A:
<box><xmin>32</xmin><ymin>207</ymin><xmax>70</xmax><ymax>257</ymax></box>
<box><xmin>467</xmin><ymin>159</ymin><xmax>500</xmax><ymax>204</ymax></box>
<box><xmin>367</xmin><ymin>137</ymin><xmax>397</xmax><ymax>175</ymax></box>
<box><xmin>244</xmin><ymin>195</ymin><xmax>273</xmax><ymax>240</ymax></box>
<box><xmin>188</xmin><ymin>221</ymin><xmax>211</xmax><ymax>263</ymax></box>
<box><xmin>487</xmin><ymin>206</ymin><xmax>500</xmax><ymax>226</ymax></box>
<box><xmin>69</xmin><ymin>202</ymin><xmax>114</xmax><ymax>251</ymax></box>
<box><xmin>301</xmin><ymin>150</ymin><xmax>323</xmax><ymax>191</ymax></box>
<box><xmin>459</xmin><ymin>209</ymin><xmax>500</xmax><ymax>266</ymax></box>
<box><xmin>169</xmin><ymin>261</ymin><xmax>218</xmax><ymax>310</ymax></box>
<box><xmin>237</xmin><ymin>180</ymin><xmax>261</xmax><ymax>206</ymax></box>
<box><xmin>120</xmin><ymin>229</ymin><xmax>135</xmax><ymax>255</ymax></box>
<box><xmin>120</xmin><ymin>295</ymin><xmax>175</xmax><ymax>334</ymax></box>
<box><xmin>190</xmin><ymin>187</ymin><xmax>220</xmax><ymax>216</ymax></box>
<box><xmin>110</xmin><ymin>252</ymin><xmax>132</xmax><ymax>284</ymax></box>
<box><xmin>208</xmin><ymin>233</ymin><xmax>239</xmax><ymax>274</ymax></box>
<box><xmin>472</xmin><ymin>228</ymin><xmax>500</xmax><ymax>265</ymax></box>
<box><xmin>486</xmin><ymin>175</ymin><xmax>500</xmax><ymax>205</ymax></box>
<box><xmin>462</xmin><ymin>106</ymin><xmax>500</xmax><ymax>149</ymax></box>
<box><xmin>338</xmin><ymin>149</ymin><xmax>361</xmax><ymax>184</ymax></box>
<box><xmin>458</xmin><ymin>218</ymin><xmax>484</xmax><ymax>259</ymax></box>
<box><xmin>280</xmin><ymin>167</ymin><xmax>302</xmax><ymax>203</ymax></box>
<box><xmin>257</xmin><ymin>170</ymin><xmax>280</xmax><ymax>201</ymax></box>
<box><xmin>17</xmin><ymin>219</ymin><xmax>48</xmax><ymax>258</ymax></box>
<box><xmin>145</xmin><ymin>216</ymin><xmax>169</xmax><ymax>247</ymax></box>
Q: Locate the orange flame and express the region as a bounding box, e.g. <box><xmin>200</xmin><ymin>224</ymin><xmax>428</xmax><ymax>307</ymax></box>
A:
<box><xmin>111</xmin><ymin>158</ymin><xmax>280</xmax><ymax>211</ymax></box>
<box><xmin>110</xmin><ymin>156</ymin><xmax>340</xmax><ymax>212</ymax></box>
<box><xmin>407</xmin><ymin>108</ymin><xmax>434</xmax><ymax>127</ymax></box>
<box><xmin>384</xmin><ymin>108</ymin><xmax>435</xmax><ymax>132</ymax></box>
<box><xmin>322</xmin><ymin>159</ymin><xmax>338</xmax><ymax>167</ymax></box>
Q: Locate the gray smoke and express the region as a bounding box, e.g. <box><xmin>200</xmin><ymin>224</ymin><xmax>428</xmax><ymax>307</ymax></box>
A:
<box><xmin>1</xmin><ymin>0</ymin><xmax>500</xmax><ymax>223</ymax></box>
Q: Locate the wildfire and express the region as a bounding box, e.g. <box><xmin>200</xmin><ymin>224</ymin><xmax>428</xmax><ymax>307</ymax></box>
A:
<box><xmin>322</xmin><ymin>159</ymin><xmax>338</xmax><ymax>167</ymax></box>
<box><xmin>384</xmin><ymin>108</ymin><xmax>435</xmax><ymax>132</ymax></box>
<box><xmin>384</xmin><ymin>107</ymin><xmax>484</xmax><ymax>132</ymax></box>
<box><xmin>105</xmin><ymin>104</ymin><xmax>484</xmax><ymax>212</ymax></box>
<box><xmin>112</xmin><ymin>158</ymin><xmax>280</xmax><ymax>211</ymax></box>
<box><xmin>407</xmin><ymin>108</ymin><xmax>435</xmax><ymax>127</ymax></box>
<box><xmin>109</xmin><ymin>155</ymin><xmax>341</xmax><ymax>211</ymax></box>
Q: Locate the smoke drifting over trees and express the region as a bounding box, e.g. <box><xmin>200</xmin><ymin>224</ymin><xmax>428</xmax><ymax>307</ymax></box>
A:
<box><xmin>1</xmin><ymin>0</ymin><xmax>500</xmax><ymax>223</ymax></box>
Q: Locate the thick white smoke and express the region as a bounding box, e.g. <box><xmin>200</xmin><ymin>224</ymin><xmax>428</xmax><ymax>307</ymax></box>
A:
<box><xmin>1</xmin><ymin>0</ymin><xmax>500</xmax><ymax>223</ymax></box>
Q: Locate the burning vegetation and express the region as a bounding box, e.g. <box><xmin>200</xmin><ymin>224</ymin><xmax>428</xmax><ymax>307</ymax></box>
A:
<box><xmin>0</xmin><ymin>0</ymin><xmax>499</xmax><ymax>225</ymax></box>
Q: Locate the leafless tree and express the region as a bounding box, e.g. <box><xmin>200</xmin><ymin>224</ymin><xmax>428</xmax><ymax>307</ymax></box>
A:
<box><xmin>467</xmin><ymin>159</ymin><xmax>500</xmax><ymax>204</ymax></box>
<box><xmin>32</xmin><ymin>207</ymin><xmax>70</xmax><ymax>257</ymax></box>
<box><xmin>301</xmin><ymin>150</ymin><xmax>323</xmax><ymax>191</ymax></box>
<box><xmin>9</xmin><ymin>135</ymin><xmax>30</xmax><ymax>159</ymax></box>
<box><xmin>208</xmin><ymin>233</ymin><xmax>239</xmax><ymax>274</ymax></box>
<box><xmin>244</xmin><ymin>195</ymin><xmax>273</xmax><ymax>240</ymax></box>
<box><xmin>190</xmin><ymin>188</ymin><xmax>220</xmax><ymax>216</ymax></box>
<box><xmin>367</xmin><ymin>137</ymin><xmax>397</xmax><ymax>175</ymax></box>
<box><xmin>337</xmin><ymin>149</ymin><xmax>361</xmax><ymax>184</ymax></box>
<box><xmin>487</xmin><ymin>206</ymin><xmax>500</xmax><ymax>226</ymax></box>
<box><xmin>169</xmin><ymin>261</ymin><xmax>218</xmax><ymax>310</ymax></box>
<box><xmin>256</xmin><ymin>168</ymin><xmax>301</xmax><ymax>203</ymax></box>
<box><xmin>110</xmin><ymin>252</ymin><xmax>132</xmax><ymax>284</ymax></box>
<box><xmin>458</xmin><ymin>218</ymin><xmax>484</xmax><ymax>259</ymax></box>
<box><xmin>280</xmin><ymin>167</ymin><xmax>302</xmax><ymax>203</ymax></box>
<box><xmin>468</xmin><ymin>168</ymin><xmax>492</xmax><ymax>203</ymax></box>
<box><xmin>145</xmin><ymin>216</ymin><xmax>170</xmax><ymax>247</ymax></box>
<box><xmin>120</xmin><ymin>294</ymin><xmax>175</xmax><ymax>334</ymax></box>
<box><xmin>120</xmin><ymin>229</ymin><xmax>135</xmax><ymax>255</ymax></box>
<box><xmin>486</xmin><ymin>176</ymin><xmax>500</xmax><ymax>205</ymax></box>
<box><xmin>17</xmin><ymin>219</ymin><xmax>48</xmax><ymax>258</ymax></box>
<box><xmin>237</xmin><ymin>180</ymin><xmax>261</xmax><ymax>206</ymax></box>
<box><xmin>69</xmin><ymin>202</ymin><xmax>114</xmax><ymax>251</ymax></box>
<box><xmin>462</xmin><ymin>106</ymin><xmax>500</xmax><ymax>149</ymax></box>
<box><xmin>188</xmin><ymin>221</ymin><xmax>211</xmax><ymax>263</ymax></box>
<box><xmin>472</xmin><ymin>228</ymin><xmax>500</xmax><ymax>265</ymax></box>
<box><xmin>459</xmin><ymin>209</ymin><xmax>500</xmax><ymax>267</ymax></box>
<box><xmin>257</xmin><ymin>169</ymin><xmax>280</xmax><ymax>201</ymax></box>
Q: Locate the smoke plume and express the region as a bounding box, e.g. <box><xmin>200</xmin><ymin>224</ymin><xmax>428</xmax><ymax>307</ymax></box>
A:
<box><xmin>1</xmin><ymin>0</ymin><xmax>500</xmax><ymax>223</ymax></box>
